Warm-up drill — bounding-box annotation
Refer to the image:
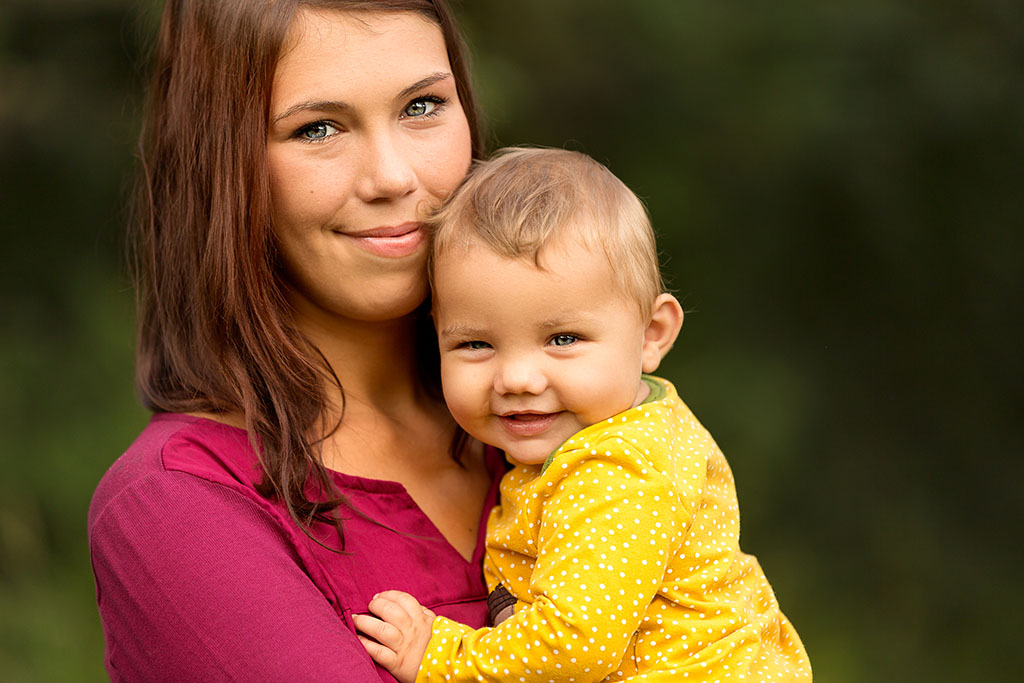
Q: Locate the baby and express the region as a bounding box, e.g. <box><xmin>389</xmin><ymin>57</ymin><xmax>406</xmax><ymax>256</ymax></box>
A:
<box><xmin>355</xmin><ymin>148</ymin><xmax>811</xmax><ymax>681</ymax></box>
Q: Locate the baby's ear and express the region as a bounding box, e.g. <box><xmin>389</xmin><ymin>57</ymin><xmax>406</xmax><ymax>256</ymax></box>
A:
<box><xmin>641</xmin><ymin>294</ymin><xmax>684</xmax><ymax>373</ymax></box>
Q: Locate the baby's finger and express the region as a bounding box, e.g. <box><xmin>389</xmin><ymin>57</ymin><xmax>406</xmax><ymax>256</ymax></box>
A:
<box><xmin>368</xmin><ymin>590</ymin><xmax>422</xmax><ymax>624</ymax></box>
<box><xmin>357</xmin><ymin>634</ymin><xmax>399</xmax><ymax>672</ymax></box>
<box><xmin>373</xmin><ymin>590</ymin><xmax>424</xmax><ymax>612</ymax></box>
<box><xmin>352</xmin><ymin>613</ymin><xmax>404</xmax><ymax>651</ymax></box>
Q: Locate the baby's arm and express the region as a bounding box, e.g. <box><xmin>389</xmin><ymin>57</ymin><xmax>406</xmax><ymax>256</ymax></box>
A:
<box><xmin>354</xmin><ymin>591</ymin><xmax>436</xmax><ymax>683</ymax></box>
<box><xmin>415</xmin><ymin>450</ymin><xmax>685</xmax><ymax>681</ymax></box>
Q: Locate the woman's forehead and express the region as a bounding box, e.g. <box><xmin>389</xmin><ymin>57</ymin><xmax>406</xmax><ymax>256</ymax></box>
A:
<box><xmin>280</xmin><ymin>8</ymin><xmax>441</xmax><ymax>62</ymax></box>
<box><xmin>272</xmin><ymin>10</ymin><xmax>448</xmax><ymax>102</ymax></box>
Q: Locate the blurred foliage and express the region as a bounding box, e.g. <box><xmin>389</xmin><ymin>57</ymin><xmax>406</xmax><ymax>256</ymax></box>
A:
<box><xmin>1</xmin><ymin>0</ymin><xmax>1021</xmax><ymax>680</ymax></box>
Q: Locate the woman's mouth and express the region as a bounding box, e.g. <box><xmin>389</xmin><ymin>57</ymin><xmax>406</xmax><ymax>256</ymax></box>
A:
<box><xmin>340</xmin><ymin>222</ymin><xmax>425</xmax><ymax>258</ymax></box>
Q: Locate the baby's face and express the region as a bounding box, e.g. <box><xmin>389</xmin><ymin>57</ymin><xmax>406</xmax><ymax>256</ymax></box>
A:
<box><xmin>433</xmin><ymin>234</ymin><xmax>649</xmax><ymax>465</ymax></box>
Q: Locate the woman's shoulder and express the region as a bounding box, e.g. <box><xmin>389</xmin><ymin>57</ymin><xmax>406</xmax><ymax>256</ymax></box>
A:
<box><xmin>85</xmin><ymin>416</ymin><xmax>394</xmax><ymax>680</ymax></box>
<box><xmin>88</xmin><ymin>413</ymin><xmax>263</xmax><ymax>531</ymax></box>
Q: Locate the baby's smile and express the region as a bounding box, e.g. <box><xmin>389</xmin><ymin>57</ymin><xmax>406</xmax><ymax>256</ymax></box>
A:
<box><xmin>496</xmin><ymin>411</ymin><xmax>564</xmax><ymax>437</ymax></box>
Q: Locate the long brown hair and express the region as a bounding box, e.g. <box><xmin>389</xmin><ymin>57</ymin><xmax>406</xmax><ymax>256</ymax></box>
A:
<box><xmin>130</xmin><ymin>0</ymin><xmax>483</xmax><ymax>546</ymax></box>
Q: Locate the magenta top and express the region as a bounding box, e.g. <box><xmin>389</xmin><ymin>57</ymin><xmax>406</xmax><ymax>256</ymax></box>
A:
<box><xmin>88</xmin><ymin>413</ymin><xmax>504</xmax><ymax>682</ymax></box>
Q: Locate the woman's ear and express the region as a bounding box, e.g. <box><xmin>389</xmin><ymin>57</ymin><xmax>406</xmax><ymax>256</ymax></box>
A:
<box><xmin>641</xmin><ymin>293</ymin><xmax>684</xmax><ymax>373</ymax></box>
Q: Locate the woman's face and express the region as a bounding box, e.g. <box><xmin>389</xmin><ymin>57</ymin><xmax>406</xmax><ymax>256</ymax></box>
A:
<box><xmin>267</xmin><ymin>10</ymin><xmax>472</xmax><ymax>329</ymax></box>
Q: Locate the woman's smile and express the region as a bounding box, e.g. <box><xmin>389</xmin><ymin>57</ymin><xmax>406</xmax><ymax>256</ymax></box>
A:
<box><xmin>336</xmin><ymin>221</ymin><xmax>427</xmax><ymax>258</ymax></box>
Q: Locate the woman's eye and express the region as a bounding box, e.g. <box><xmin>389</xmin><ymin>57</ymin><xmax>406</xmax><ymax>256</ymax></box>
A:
<box><xmin>550</xmin><ymin>334</ymin><xmax>579</xmax><ymax>347</ymax></box>
<box><xmin>402</xmin><ymin>96</ymin><xmax>446</xmax><ymax>119</ymax></box>
<box><xmin>296</xmin><ymin>121</ymin><xmax>338</xmax><ymax>142</ymax></box>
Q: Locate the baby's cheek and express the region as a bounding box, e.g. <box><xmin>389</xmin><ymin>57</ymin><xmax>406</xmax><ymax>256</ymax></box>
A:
<box><xmin>571</xmin><ymin>372</ymin><xmax>641</xmax><ymax>425</ymax></box>
<box><xmin>442</xmin><ymin>379</ymin><xmax>489</xmax><ymax>436</ymax></box>
<box><xmin>443</xmin><ymin>392</ymin><xmax>475</xmax><ymax>427</ymax></box>
<box><xmin>440</xmin><ymin>365</ymin><xmax>472</xmax><ymax>408</ymax></box>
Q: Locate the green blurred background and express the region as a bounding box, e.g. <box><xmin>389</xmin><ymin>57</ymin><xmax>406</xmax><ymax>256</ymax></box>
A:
<box><xmin>2</xmin><ymin>0</ymin><xmax>1021</xmax><ymax>680</ymax></box>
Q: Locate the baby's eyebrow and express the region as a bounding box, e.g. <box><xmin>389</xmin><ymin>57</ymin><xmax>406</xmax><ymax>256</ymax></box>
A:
<box><xmin>439</xmin><ymin>323</ymin><xmax>487</xmax><ymax>339</ymax></box>
<box><xmin>537</xmin><ymin>314</ymin><xmax>595</xmax><ymax>329</ymax></box>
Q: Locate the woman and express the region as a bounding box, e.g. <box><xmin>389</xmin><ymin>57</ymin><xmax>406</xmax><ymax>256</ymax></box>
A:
<box><xmin>88</xmin><ymin>2</ymin><xmax>500</xmax><ymax>680</ymax></box>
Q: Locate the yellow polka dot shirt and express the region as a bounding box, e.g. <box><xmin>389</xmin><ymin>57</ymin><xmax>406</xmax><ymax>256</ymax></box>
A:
<box><xmin>418</xmin><ymin>376</ymin><xmax>811</xmax><ymax>681</ymax></box>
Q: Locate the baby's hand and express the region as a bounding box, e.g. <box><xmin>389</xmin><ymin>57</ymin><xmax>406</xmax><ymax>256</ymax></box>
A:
<box><xmin>354</xmin><ymin>590</ymin><xmax>436</xmax><ymax>683</ymax></box>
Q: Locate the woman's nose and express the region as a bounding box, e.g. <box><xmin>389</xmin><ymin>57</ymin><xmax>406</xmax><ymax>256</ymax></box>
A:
<box><xmin>494</xmin><ymin>356</ymin><xmax>547</xmax><ymax>396</ymax></box>
<box><xmin>355</xmin><ymin>129</ymin><xmax>418</xmax><ymax>202</ymax></box>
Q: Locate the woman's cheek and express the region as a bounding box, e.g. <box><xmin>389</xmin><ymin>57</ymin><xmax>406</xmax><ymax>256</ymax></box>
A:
<box><xmin>427</xmin><ymin>119</ymin><xmax>473</xmax><ymax>198</ymax></box>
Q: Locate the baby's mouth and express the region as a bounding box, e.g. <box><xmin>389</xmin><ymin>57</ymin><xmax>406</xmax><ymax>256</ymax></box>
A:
<box><xmin>498</xmin><ymin>412</ymin><xmax>561</xmax><ymax>436</ymax></box>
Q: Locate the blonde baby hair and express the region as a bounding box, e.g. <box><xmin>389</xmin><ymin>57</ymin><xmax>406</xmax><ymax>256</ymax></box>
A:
<box><xmin>428</xmin><ymin>147</ymin><xmax>665</xmax><ymax>314</ymax></box>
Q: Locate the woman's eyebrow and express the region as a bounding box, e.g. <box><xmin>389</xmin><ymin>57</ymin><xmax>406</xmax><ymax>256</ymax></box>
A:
<box><xmin>270</xmin><ymin>73</ymin><xmax>452</xmax><ymax>126</ymax></box>
<box><xmin>397</xmin><ymin>71</ymin><xmax>452</xmax><ymax>100</ymax></box>
<box><xmin>271</xmin><ymin>100</ymin><xmax>349</xmax><ymax>126</ymax></box>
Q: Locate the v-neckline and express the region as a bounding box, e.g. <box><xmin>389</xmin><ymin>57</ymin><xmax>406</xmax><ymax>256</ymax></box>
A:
<box><xmin>325</xmin><ymin>445</ymin><xmax>507</xmax><ymax>564</ymax></box>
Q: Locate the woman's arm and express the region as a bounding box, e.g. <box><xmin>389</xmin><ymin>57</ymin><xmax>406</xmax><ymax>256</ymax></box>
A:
<box><xmin>90</xmin><ymin>470</ymin><xmax>388</xmax><ymax>683</ymax></box>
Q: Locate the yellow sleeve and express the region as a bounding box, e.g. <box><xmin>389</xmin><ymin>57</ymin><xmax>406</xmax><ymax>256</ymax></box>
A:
<box><xmin>415</xmin><ymin>443</ymin><xmax>685</xmax><ymax>682</ymax></box>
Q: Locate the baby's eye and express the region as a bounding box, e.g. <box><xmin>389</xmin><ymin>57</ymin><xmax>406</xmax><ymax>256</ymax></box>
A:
<box><xmin>295</xmin><ymin>121</ymin><xmax>339</xmax><ymax>142</ymax></box>
<box><xmin>462</xmin><ymin>340</ymin><xmax>492</xmax><ymax>350</ymax></box>
<box><xmin>549</xmin><ymin>334</ymin><xmax>579</xmax><ymax>347</ymax></box>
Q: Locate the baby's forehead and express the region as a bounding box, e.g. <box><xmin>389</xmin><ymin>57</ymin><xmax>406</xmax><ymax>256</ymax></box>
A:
<box><xmin>432</xmin><ymin>235</ymin><xmax>649</xmax><ymax>315</ymax></box>
<box><xmin>434</xmin><ymin>231</ymin><xmax>610</xmax><ymax>275</ymax></box>
<box><xmin>434</xmin><ymin>220</ymin><xmax>607</xmax><ymax>258</ymax></box>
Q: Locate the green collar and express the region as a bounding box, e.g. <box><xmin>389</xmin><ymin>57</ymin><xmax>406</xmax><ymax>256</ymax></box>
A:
<box><xmin>639</xmin><ymin>374</ymin><xmax>666</xmax><ymax>404</ymax></box>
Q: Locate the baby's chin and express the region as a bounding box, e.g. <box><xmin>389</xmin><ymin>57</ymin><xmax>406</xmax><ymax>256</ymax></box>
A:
<box><xmin>504</xmin><ymin>449</ymin><xmax>552</xmax><ymax>467</ymax></box>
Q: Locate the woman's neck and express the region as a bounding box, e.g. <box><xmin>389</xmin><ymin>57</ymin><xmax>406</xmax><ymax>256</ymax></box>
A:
<box><xmin>294</xmin><ymin>306</ymin><xmax>432</xmax><ymax>418</ymax></box>
<box><xmin>293</xmin><ymin>305</ymin><xmax>461</xmax><ymax>478</ymax></box>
